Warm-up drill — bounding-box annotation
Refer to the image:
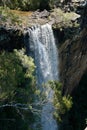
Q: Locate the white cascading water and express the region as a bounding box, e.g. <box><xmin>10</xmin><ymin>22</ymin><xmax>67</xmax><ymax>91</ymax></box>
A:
<box><xmin>26</xmin><ymin>24</ymin><xmax>58</xmax><ymax>130</ymax></box>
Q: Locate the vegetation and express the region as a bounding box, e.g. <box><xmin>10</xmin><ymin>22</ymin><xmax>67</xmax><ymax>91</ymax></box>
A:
<box><xmin>0</xmin><ymin>0</ymin><xmax>61</xmax><ymax>10</ymax></box>
<box><xmin>0</xmin><ymin>48</ymin><xmax>73</xmax><ymax>129</ymax></box>
<box><xmin>48</xmin><ymin>81</ymin><xmax>72</xmax><ymax>122</ymax></box>
<box><xmin>0</xmin><ymin>49</ymin><xmax>37</xmax><ymax>130</ymax></box>
<box><xmin>0</xmin><ymin>6</ymin><xmax>22</xmax><ymax>25</ymax></box>
<box><xmin>50</xmin><ymin>8</ymin><xmax>80</xmax><ymax>29</ymax></box>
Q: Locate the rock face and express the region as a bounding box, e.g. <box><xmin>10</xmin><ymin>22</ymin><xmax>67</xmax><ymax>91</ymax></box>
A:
<box><xmin>81</xmin><ymin>3</ymin><xmax>87</xmax><ymax>29</ymax></box>
<box><xmin>59</xmin><ymin>28</ymin><xmax>87</xmax><ymax>94</ymax></box>
<box><xmin>59</xmin><ymin>2</ymin><xmax>87</xmax><ymax>94</ymax></box>
<box><xmin>0</xmin><ymin>27</ymin><xmax>24</xmax><ymax>51</ymax></box>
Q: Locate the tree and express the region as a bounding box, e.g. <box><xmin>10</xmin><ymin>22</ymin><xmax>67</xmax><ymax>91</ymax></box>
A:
<box><xmin>0</xmin><ymin>0</ymin><xmax>59</xmax><ymax>10</ymax></box>
<box><xmin>0</xmin><ymin>49</ymin><xmax>36</xmax><ymax>103</ymax></box>
<box><xmin>0</xmin><ymin>49</ymin><xmax>36</xmax><ymax>129</ymax></box>
<box><xmin>48</xmin><ymin>81</ymin><xmax>72</xmax><ymax>122</ymax></box>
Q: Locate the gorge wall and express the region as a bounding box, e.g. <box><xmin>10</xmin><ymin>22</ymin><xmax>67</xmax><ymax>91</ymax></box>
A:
<box><xmin>59</xmin><ymin>3</ymin><xmax>87</xmax><ymax>95</ymax></box>
<box><xmin>59</xmin><ymin>28</ymin><xmax>87</xmax><ymax>94</ymax></box>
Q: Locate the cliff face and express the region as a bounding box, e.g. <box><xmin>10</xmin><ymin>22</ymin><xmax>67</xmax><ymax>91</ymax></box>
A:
<box><xmin>59</xmin><ymin>28</ymin><xmax>87</xmax><ymax>94</ymax></box>
<box><xmin>0</xmin><ymin>27</ymin><xmax>24</xmax><ymax>51</ymax></box>
<box><xmin>59</xmin><ymin>2</ymin><xmax>87</xmax><ymax>95</ymax></box>
<box><xmin>81</xmin><ymin>2</ymin><xmax>87</xmax><ymax>29</ymax></box>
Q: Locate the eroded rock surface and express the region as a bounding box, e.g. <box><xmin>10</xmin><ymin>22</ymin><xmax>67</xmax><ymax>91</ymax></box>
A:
<box><xmin>59</xmin><ymin>28</ymin><xmax>87</xmax><ymax>94</ymax></box>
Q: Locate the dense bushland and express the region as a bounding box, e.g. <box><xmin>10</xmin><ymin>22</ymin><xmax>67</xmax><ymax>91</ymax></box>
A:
<box><xmin>48</xmin><ymin>81</ymin><xmax>72</xmax><ymax>122</ymax></box>
<box><xmin>0</xmin><ymin>49</ymin><xmax>36</xmax><ymax>130</ymax></box>
<box><xmin>0</xmin><ymin>0</ymin><xmax>61</xmax><ymax>10</ymax></box>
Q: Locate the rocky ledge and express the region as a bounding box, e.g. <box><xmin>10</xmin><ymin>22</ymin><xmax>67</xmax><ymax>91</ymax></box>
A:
<box><xmin>0</xmin><ymin>7</ymin><xmax>80</xmax><ymax>29</ymax></box>
<box><xmin>0</xmin><ymin>7</ymin><xmax>80</xmax><ymax>51</ymax></box>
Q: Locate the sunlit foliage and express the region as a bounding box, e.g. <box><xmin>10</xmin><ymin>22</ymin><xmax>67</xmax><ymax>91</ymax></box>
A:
<box><xmin>49</xmin><ymin>81</ymin><xmax>72</xmax><ymax>122</ymax></box>
<box><xmin>0</xmin><ymin>49</ymin><xmax>37</xmax><ymax>129</ymax></box>
<box><xmin>0</xmin><ymin>49</ymin><xmax>36</xmax><ymax>103</ymax></box>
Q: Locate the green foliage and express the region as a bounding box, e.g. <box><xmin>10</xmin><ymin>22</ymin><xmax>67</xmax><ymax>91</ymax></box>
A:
<box><xmin>49</xmin><ymin>81</ymin><xmax>72</xmax><ymax>122</ymax></box>
<box><xmin>0</xmin><ymin>0</ymin><xmax>61</xmax><ymax>10</ymax></box>
<box><xmin>0</xmin><ymin>49</ymin><xmax>37</xmax><ymax>129</ymax></box>
<box><xmin>14</xmin><ymin>49</ymin><xmax>35</xmax><ymax>81</ymax></box>
<box><xmin>0</xmin><ymin>6</ymin><xmax>22</xmax><ymax>25</ymax></box>
<box><xmin>0</xmin><ymin>49</ymin><xmax>36</xmax><ymax>103</ymax></box>
<box><xmin>0</xmin><ymin>0</ymin><xmax>43</xmax><ymax>10</ymax></box>
<box><xmin>49</xmin><ymin>0</ymin><xmax>60</xmax><ymax>8</ymax></box>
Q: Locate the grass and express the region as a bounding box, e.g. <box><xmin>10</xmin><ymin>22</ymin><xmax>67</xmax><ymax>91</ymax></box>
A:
<box><xmin>0</xmin><ymin>6</ymin><xmax>33</xmax><ymax>27</ymax></box>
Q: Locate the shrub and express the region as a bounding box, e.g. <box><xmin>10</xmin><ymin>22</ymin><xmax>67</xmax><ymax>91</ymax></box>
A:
<box><xmin>0</xmin><ymin>6</ymin><xmax>22</xmax><ymax>25</ymax></box>
<box><xmin>49</xmin><ymin>81</ymin><xmax>73</xmax><ymax>122</ymax></box>
<box><xmin>0</xmin><ymin>0</ymin><xmax>62</xmax><ymax>10</ymax></box>
<box><xmin>0</xmin><ymin>49</ymin><xmax>36</xmax><ymax>130</ymax></box>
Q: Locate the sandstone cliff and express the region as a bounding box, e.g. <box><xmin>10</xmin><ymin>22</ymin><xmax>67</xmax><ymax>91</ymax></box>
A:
<box><xmin>59</xmin><ymin>28</ymin><xmax>87</xmax><ymax>94</ymax></box>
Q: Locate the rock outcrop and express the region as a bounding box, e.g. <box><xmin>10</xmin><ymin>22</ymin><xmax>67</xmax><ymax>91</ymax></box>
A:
<box><xmin>59</xmin><ymin>28</ymin><xmax>87</xmax><ymax>94</ymax></box>
<box><xmin>0</xmin><ymin>27</ymin><xmax>24</xmax><ymax>51</ymax></box>
<box><xmin>81</xmin><ymin>2</ymin><xmax>87</xmax><ymax>29</ymax></box>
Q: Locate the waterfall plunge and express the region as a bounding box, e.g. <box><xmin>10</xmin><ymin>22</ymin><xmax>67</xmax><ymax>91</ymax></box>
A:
<box><xmin>26</xmin><ymin>24</ymin><xmax>58</xmax><ymax>130</ymax></box>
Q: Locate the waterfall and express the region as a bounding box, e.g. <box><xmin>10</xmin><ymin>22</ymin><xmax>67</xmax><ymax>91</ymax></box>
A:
<box><xmin>25</xmin><ymin>24</ymin><xmax>58</xmax><ymax>130</ymax></box>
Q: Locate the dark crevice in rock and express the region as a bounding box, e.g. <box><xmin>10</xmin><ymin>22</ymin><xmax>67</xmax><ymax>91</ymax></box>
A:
<box><xmin>0</xmin><ymin>27</ymin><xmax>24</xmax><ymax>52</ymax></box>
